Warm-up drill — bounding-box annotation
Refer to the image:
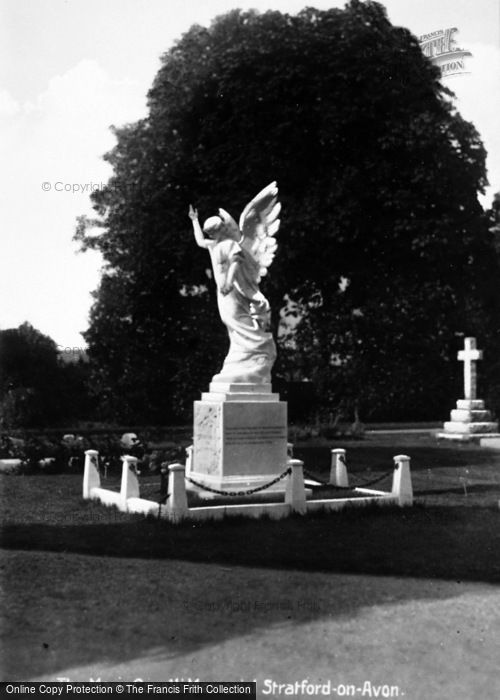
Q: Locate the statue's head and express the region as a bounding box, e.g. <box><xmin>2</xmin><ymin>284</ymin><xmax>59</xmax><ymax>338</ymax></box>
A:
<box><xmin>203</xmin><ymin>216</ymin><xmax>225</xmax><ymax>239</ymax></box>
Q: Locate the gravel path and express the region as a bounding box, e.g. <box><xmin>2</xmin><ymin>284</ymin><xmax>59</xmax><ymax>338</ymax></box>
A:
<box><xmin>12</xmin><ymin>553</ymin><xmax>498</xmax><ymax>700</ymax></box>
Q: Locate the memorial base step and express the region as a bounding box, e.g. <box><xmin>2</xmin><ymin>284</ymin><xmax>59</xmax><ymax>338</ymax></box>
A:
<box><xmin>478</xmin><ymin>435</ymin><xmax>500</xmax><ymax>448</ymax></box>
<box><xmin>438</xmin><ymin>431</ymin><xmax>500</xmax><ymax>442</ymax></box>
<box><xmin>202</xmin><ymin>391</ymin><xmax>279</xmax><ymax>402</ymax></box>
<box><xmin>450</xmin><ymin>409</ymin><xmax>492</xmax><ymax>422</ymax></box>
<box><xmin>456</xmin><ymin>399</ymin><xmax>485</xmax><ymax>410</ymax></box>
<box><xmin>442</xmin><ymin>421</ymin><xmax>499</xmax><ymax>434</ymax></box>
<box><xmin>203</xmin><ymin>382</ymin><xmax>279</xmax><ymax>403</ymax></box>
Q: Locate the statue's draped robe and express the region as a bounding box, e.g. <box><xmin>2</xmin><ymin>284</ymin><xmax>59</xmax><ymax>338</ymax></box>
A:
<box><xmin>208</xmin><ymin>238</ymin><xmax>276</xmax><ymax>384</ymax></box>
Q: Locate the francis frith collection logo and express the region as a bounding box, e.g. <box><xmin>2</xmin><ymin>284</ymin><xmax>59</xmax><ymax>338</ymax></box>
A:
<box><xmin>419</xmin><ymin>27</ymin><xmax>472</xmax><ymax>78</ymax></box>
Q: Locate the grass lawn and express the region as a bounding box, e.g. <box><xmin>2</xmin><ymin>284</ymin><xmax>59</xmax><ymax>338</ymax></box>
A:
<box><xmin>1</xmin><ymin>433</ymin><xmax>500</xmax><ymax>697</ymax></box>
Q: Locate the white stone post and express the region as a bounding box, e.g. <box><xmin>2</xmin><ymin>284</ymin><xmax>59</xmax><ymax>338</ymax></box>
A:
<box><xmin>287</xmin><ymin>442</ymin><xmax>294</xmax><ymax>458</ymax></box>
<box><xmin>285</xmin><ymin>459</ymin><xmax>307</xmax><ymax>514</ymax></box>
<box><xmin>165</xmin><ymin>463</ymin><xmax>189</xmax><ymax>522</ymax></box>
<box><xmin>120</xmin><ymin>455</ymin><xmax>140</xmax><ymax>503</ymax></box>
<box><xmin>185</xmin><ymin>445</ymin><xmax>194</xmax><ymax>477</ymax></box>
<box><xmin>330</xmin><ymin>448</ymin><xmax>349</xmax><ymax>487</ymax></box>
<box><xmin>83</xmin><ymin>449</ymin><xmax>100</xmax><ymax>499</ymax></box>
<box><xmin>392</xmin><ymin>454</ymin><xmax>413</xmax><ymax>506</ymax></box>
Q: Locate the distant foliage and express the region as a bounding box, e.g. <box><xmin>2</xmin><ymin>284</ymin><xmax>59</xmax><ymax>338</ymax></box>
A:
<box><xmin>0</xmin><ymin>431</ymin><xmax>184</xmax><ymax>474</ymax></box>
<box><xmin>76</xmin><ymin>1</ymin><xmax>500</xmax><ymax>422</ymax></box>
<box><xmin>0</xmin><ymin>323</ymin><xmax>92</xmax><ymax>429</ymax></box>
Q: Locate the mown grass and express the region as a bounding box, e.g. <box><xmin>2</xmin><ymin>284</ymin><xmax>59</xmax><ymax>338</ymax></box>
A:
<box><xmin>2</xmin><ymin>434</ymin><xmax>500</xmax><ymax>581</ymax></box>
<box><xmin>2</xmin><ymin>434</ymin><xmax>500</xmax><ymax>682</ymax></box>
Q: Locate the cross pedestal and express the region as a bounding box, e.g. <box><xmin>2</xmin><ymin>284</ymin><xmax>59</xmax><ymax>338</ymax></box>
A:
<box><xmin>438</xmin><ymin>337</ymin><xmax>499</xmax><ymax>442</ymax></box>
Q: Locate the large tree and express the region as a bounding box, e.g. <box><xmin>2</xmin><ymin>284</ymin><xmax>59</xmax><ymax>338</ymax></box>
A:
<box><xmin>76</xmin><ymin>0</ymin><xmax>499</xmax><ymax>423</ymax></box>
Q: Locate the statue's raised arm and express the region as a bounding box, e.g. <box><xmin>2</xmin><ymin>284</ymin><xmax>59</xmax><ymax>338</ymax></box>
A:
<box><xmin>189</xmin><ymin>204</ymin><xmax>211</xmax><ymax>249</ymax></box>
<box><xmin>189</xmin><ymin>183</ymin><xmax>281</xmax><ymax>385</ymax></box>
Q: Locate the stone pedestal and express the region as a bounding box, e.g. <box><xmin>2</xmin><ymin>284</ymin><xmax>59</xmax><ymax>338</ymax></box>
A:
<box><xmin>438</xmin><ymin>399</ymin><xmax>499</xmax><ymax>441</ymax></box>
<box><xmin>190</xmin><ymin>383</ymin><xmax>288</xmax><ymax>492</ymax></box>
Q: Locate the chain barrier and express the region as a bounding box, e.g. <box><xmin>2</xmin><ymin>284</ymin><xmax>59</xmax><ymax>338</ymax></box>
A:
<box><xmin>153</xmin><ymin>469</ymin><xmax>499</xmax><ymax>506</ymax></box>
<box><xmin>303</xmin><ymin>468</ymin><xmax>350</xmax><ymax>490</ymax></box>
<box><xmin>303</xmin><ymin>467</ymin><xmax>394</xmax><ymax>491</ymax></box>
<box><xmin>185</xmin><ymin>467</ymin><xmax>292</xmax><ymax>497</ymax></box>
<box><xmin>349</xmin><ymin>470</ymin><xmax>395</xmax><ymax>489</ymax></box>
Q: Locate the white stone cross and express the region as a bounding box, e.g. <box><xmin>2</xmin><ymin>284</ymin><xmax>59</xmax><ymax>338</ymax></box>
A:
<box><xmin>458</xmin><ymin>337</ymin><xmax>483</xmax><ymax>400</ymax></box>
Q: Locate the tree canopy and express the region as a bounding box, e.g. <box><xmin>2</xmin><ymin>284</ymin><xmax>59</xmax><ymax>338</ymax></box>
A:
<box><xmin>76</xmin><ymin>0</ymin><xmax>500</xmax><ymax>423</ymax></box>
<box><xmin>0</xmin><ymin>323</ymin><xmax>91</xmax><ymax>428</ymax></box>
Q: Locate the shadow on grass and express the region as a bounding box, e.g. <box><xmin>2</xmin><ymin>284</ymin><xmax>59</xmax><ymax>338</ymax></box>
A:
<box><xmin>2</xmin><ymin>504</ymin><xmax>500</xmax><ymax>680</ymax></box>
<box><xmin>2</xmin><ymin>468</ymin><xmax>500</xmax><ymax>680</ymax></box>
<box><xmin>4</xmin><ymin>543</ymin><xmax>497</xmax><ymax>683</ymax></box>
<box><xmin>1</xmin><ymin>471</ymin><xmax>500</xmax><ymax>584</ymax></box>
<box><xmin>3</xmin><ymin>500</ymin><xmax>500</xmax><ymax>583</ymax></box>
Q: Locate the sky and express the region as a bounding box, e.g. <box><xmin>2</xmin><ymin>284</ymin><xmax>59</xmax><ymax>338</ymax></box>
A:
<box><xmin>1</xmin><ymin>0</ymin><xmax>499</xmax><ymax>349</ymax></box>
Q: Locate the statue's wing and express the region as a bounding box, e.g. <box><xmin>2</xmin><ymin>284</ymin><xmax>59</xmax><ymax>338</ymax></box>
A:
<box><xmin>218</xmin><ymin>208</ymin><xmax>241</xmax><ymax>241</ymax></box>
<box><xmin>238</xmin><ymin>182</ymin><xmax>280</xmax><ymax>280</ymax></box>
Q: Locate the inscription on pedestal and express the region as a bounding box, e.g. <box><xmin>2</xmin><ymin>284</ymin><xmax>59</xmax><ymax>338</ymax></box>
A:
<box><xmin>193</xmin><ymin>399</ymin><xmax>288</xmax><ymax>485</ymax></box>
<box><xmin>225</xmin><ymin>425</ymin><xmax>287</xmax><ymax>445</ymax></box>
<box><xmin>223</xmin><ymin>403</ymin><xmax>287</xmax><ymax>477</ymax></box>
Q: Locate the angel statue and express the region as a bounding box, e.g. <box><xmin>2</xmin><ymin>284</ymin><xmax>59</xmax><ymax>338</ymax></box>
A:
<box><xmin>189</xmin><ymin>182</ymin><xmax>281</xmax><ymax>385</ymax></box>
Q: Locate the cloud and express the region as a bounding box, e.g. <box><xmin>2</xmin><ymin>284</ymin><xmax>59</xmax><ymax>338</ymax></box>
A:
<box><xmin>0</xmin><ymin>88</ymin><xmax>20</xmax><ymax>117</ymax></box>
<box><xmin>0</xmin><ymin>60</ymin><xmax>147</xmax><ymax>345</ymax></box>
<box><xmin>19</xmin><ymin>59</ymin><xmax>146</xmax><ymax>181</ymax></box>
